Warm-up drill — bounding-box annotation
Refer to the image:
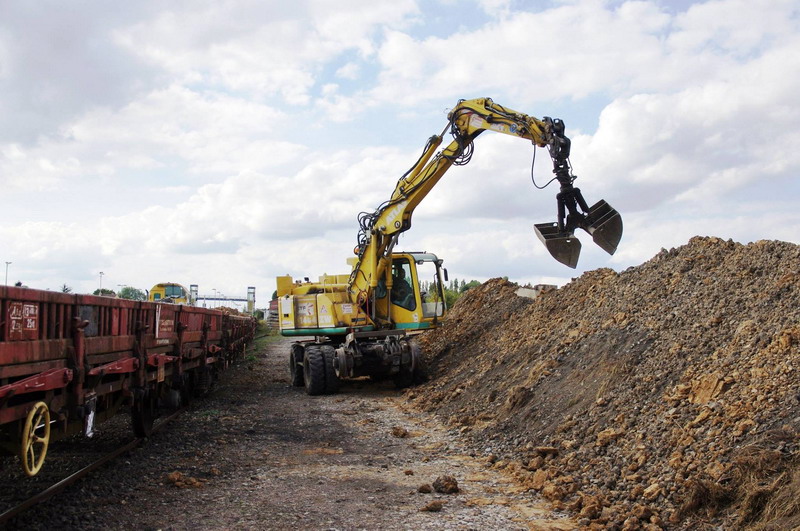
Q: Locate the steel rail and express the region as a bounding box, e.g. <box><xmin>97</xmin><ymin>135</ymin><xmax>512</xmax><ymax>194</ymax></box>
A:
<box><xmin>0</xmin><ymin>407</ymin><xmax>184</xmax><ymax>525</ymax></box>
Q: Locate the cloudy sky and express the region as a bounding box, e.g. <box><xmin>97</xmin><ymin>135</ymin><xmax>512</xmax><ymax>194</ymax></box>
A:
<box><xmin>1</xmin><ymin>0</ymin><xmax>797</xmax><ymax>304</ymax></box>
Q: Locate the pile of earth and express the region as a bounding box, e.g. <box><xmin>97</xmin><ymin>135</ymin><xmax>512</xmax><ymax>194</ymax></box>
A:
<box><xmin>406</xmin><ymin>236</ymin><xmax>800</xmax><ymax>530</ymax></box>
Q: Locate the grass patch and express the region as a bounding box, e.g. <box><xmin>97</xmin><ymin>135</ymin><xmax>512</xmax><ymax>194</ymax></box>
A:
<box><xmin>246</xmin><ymin>321</ymin><xmax>283</xmax><ymax>353</ymax></box>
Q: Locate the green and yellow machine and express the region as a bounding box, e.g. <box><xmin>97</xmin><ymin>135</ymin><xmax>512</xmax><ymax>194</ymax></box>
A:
<box><xmin>277</xmin><ymin>97</ymin><xmax>623</xmax><ymax>395</ymax></box>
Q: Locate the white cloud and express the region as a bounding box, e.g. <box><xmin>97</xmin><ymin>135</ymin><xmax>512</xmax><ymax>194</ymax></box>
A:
<box><xmin>113</xmin><ymin>0</ymin><xmax>418</xmax><ymax>105</ymax></box>
<box><xmin>1</xmin><ymin>0</ymin><xmax>798</xmax><ymax>300</ymax></box>
<box><xmin>0</xmin><ymin>85</ymin><xmax>302</xmax><ymax>193</ymax></box>
<box><xmin>335</xmin><ymin>62</ymin><xmax>361</xmax><ymax>80</ymax></box>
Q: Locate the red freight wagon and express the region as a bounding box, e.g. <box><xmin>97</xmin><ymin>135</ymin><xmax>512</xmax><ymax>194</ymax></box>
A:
<box><xmin>0</xmin><ymin>285</ymin><xmax>256</xmax><ymax>476</ymax></box>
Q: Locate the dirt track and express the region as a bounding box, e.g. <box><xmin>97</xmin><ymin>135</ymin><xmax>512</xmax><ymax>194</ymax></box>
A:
<box><xmin>8</xmin><ymin>335</ymin><xmax>575</xmax><ymax>530</ymax></box>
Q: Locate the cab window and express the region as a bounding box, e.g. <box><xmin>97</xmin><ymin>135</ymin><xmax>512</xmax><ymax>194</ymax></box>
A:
<box><xmin>390</xmin><ymin>259</ymin><xmax>416</xmax><ymax>311</ymax></box>
<box><xmin>165</xmin><ymin>285</ymin><xmax>184</xmax><ymax>298</ymax></box>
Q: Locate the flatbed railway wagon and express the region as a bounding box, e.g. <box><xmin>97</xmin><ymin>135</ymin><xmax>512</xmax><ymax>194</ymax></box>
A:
<box><xmin>0</xmin><ymin>285</ymin><xmax>256</xmax><ymax>476</ymax></box>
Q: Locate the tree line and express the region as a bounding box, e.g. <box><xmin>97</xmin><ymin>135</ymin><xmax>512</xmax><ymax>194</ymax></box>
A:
<box><xmin>420</xmin><ymin>277</ymin><xmax>482</xmax><ymax>308</ymax></box>
<box><xmin>60</xmin><ymin>284</ymin><xmax>147</xmax><ymax>300</ymax></box>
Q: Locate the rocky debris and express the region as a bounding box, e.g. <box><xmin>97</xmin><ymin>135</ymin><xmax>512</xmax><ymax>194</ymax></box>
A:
<box><xmin>391</xmin><ymin>425</ymin><xmax>410</xmax><ymax>438</ymax></box>
<box><xmin>420</xmin><ymin>500</ymin><xmax>446</xmax><ymax>512</ymax></box>
<box><xmin>166</xmin><ymin>471</ymin><xmax>207</xmax><ymax>489</ymax></box>
<box><xmin>418</xmin><ymin>483</ymin><xmax>434</xmax><ymax>493</ymax></box>
<box><xmin>433</xmin><ymin>475</ymin><xmax>460</xmax><ymax>494</ymax></box>
<box><xmin>407</xmin><ymin>236</ymin><xmax>800</xmax><ymax>529</ymax></box>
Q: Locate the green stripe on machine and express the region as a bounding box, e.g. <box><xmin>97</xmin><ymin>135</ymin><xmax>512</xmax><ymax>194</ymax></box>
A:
<box><xmin>280</xmin><ymin>326</ymin><xmax>376</xmax><ymax>336</ymax></box>
<box><xmin>393</xmin><ymin>322</ymin><xmax>434</xmax><ymax>330</ymax></box>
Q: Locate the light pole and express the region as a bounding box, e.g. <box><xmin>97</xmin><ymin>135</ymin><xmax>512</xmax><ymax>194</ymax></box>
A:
<box><xmin>4</xmin><ymin>262</ymin><xmax>10</xmax><ymax>286</ymax></box>
<box><xmin>212</xmin><ymin>288</ymin><xmax>217</xmax><ymax>308</ymax></box>
<box><xmin>99</xmin><ymin>272</ymin><xmax>104</xmax><ymax>295</ymax></box>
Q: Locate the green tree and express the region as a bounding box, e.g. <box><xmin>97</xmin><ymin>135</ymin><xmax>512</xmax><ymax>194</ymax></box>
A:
<box><xmin>93</xmin><ymin>288</ymin><xmax>116</xmax><ymax>297</ymax></box>
<box><xmin>460</xmin><ymin>280</ymin><xmax>481</xmax><ymax>293</ymax></box>
<box><xmin>426</xmin><ymin>279</ymin><xmax>483</xmax><ymax>307</ymax></box>
<box><xmin>118</xmin><ymin>286</ymin><xmax>147</xmax><ymax>301</ymax></box>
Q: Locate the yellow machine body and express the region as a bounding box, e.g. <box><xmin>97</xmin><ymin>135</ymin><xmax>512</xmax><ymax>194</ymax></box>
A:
<box><xmin>148</xmin><ymin>282</ymin><xmax>190</xmax><ymax>304</ymax></box>
<box><xmin>277</xmin><ymin>252</ymin><xmax>446</xmax><ymax>337</ymax></box>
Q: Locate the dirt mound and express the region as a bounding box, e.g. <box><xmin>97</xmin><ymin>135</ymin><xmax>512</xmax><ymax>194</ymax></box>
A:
<box><xmin>407</xmin><ymin>236</ymin><xmax>800</xmax><ymax>529</ymax></box>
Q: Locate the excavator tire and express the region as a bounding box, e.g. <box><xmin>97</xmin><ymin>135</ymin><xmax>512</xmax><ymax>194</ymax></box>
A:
<box><xmin>303</xmin><ymin>346</ymin><xmax>326</xmax><ymax>396</ymax></box>
<box><xmin>394</xmin><ymin>339</ymin><xmax>427</xmax><ymax>388</ymax></box>
<box><xmin>321</xmin><ymin>345</ymin><xmax>340</xmax><ymax>394</ymax></box>
<box><xmin>290</xmin><ymin>343</ymin><xmax>305</xmax><ymax>387</ymax></box>
<box><xmin>410</xmin><ymin>339</ymin><xmax>429</xmax><ymax>384</ymax></box>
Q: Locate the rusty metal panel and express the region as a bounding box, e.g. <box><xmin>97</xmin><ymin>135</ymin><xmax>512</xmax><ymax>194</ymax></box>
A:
<box><xmin>5</xmin><ymin>301</ymin><xmax>39</xmax><ymax>340</ymax></box>
<box><xmin>79</xmin><ymin>305</ymin><xmax>99</xmax><ymax>337</ymax></box>
<box><xmin>155</xmin><ymin>304</ymin><xmax>176</xmax><ymax>339</ymax></box>
<box><xmin>111</xmin><ymin>307</ymin><xmax>120</xmax><ymax>335</ymax></box>
<box><xmin>0</xmin><ymin>339</ymin><xmax>69</xmax><ymax>367</ymax></box>
<box><xmin>177</xmin><ymin>306</ymin><xmax>206</xmax><ymax>332</ymax></box>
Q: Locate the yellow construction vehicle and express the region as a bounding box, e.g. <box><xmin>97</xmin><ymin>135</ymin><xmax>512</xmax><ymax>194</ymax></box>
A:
<box><xmin>277</xmin><ymin>97</ymin><xmax>622</xmax><ymax>395</ymax></box>
<box><xmin>148</xmin><ymin>282</ymin><xmax>191</xmax><ymax>304</ymax></box>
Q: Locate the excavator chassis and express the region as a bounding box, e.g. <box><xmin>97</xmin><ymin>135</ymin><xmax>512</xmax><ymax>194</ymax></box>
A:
<box><xmin>290</xmin><ymin>331</ymin><xmax>423</xmax><ymax>395</ymax></box>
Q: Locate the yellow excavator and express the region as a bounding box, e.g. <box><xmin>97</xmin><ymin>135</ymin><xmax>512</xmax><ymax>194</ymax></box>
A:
<box><xmin>276</xmin><ymin>97</ymin><xmax>622</xmax><ymax>394</ymax></box>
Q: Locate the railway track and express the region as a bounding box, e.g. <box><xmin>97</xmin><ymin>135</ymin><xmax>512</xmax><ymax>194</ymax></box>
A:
<box><xmin>0</xmin><ymin>407</ymin><xmax>184</xmax><ymax>526</ymax></box>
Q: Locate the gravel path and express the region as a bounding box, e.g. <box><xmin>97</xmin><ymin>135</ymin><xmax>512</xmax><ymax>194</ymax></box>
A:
<box><xmin>5</xmin><ymin>335</ymin><xmax>574</xmax><ymax>530</ymax></box>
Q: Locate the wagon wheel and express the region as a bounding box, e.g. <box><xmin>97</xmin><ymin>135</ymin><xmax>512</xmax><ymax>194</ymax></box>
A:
<box><xmin>131</xmin><ymin>389</ymin><xmax>157</xmax><ymax>438</ymax></box>
<box><xmin>180</xmin><ymin>373</ymin><xmax>194</xmax><ymax>407</ymax></box>
<box><xmin>20</xmin><ymin>401</ymin><xmax>51</xmax><ymax>477</ymax></box>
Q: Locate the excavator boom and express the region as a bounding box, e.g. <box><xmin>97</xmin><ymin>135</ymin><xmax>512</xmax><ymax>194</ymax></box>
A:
<box><xmin>277</xmin><ymin>97</ymin><xmax>623</xmax><ymax>396</ymax></box>
<box><xmin>350</xmin><ymin>97</ymin><xmax>622</xmax><ymax>281</ymax></box>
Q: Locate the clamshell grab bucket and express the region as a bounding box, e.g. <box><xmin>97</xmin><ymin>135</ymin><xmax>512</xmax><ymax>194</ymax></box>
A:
<box><xmin>534</xmin><ymin>199</ymin><xmax>623</xmax><ymax>269</ymax></box>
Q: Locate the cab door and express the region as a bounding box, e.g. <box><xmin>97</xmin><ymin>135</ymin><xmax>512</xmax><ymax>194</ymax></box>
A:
<box><xmin>389</xmin><ymin>257</ymin><xmax>423</xmax><ymax>329</ymax></box>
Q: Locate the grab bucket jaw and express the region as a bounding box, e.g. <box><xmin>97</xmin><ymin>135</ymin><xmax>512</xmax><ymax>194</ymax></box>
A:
<box><xmin>534</xmin><ymin>223</ymin><xmax>582</xmax><ymax>269</ymax></box>
<box><xmin>534</xmin><ymin>199</ymin><xmax>623</xmax><ymax>269</ymax></box>
<box><xmin>585</xmin><ymin>200</ymin><xmax>623</xmax><ymax>256</ymax></box>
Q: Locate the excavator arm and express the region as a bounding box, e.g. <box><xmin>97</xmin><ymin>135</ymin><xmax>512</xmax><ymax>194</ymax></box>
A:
<box><xmin>348</xmin><ymin>97</ymin><xmax>622</xmax><ymax>305</ymax></box>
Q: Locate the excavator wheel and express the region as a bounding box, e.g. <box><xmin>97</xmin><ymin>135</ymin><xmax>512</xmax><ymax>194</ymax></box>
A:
<box><xmin>289</xmin><ymin>343</ymin><xmax>305</xmax><ymax>387</ymax></box>
<box><xmin>321</xmin><ymin>345</ymin><xmax>340</xmax><ymax>394</ymax></box>
<box><xmin>410</xmin><ymin>340</ymin><xmax>429</xmax><ymax>384</ymax></box>
<box><xmin>303</xmin><ymin>346</ymin><xmax>326</xmax><ymax>396</ymax></box>
<box><xmin>394</xmin><ymin>339</ymin><xmax>427</xmax><ymax>388</ymax></box>
<box><xmin>393</xmin><ymin>366</ymin><xmax>413</xmax><ymax>389</ymax></box>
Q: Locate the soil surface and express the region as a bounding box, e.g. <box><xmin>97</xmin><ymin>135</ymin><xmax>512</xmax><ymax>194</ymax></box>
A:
<box><xmin>409</xmin><ymin>236</ymin><xmax>800</xmax><ymax>530</ymax></box>
<box><xmin>5</xmin><ymin>335</ymin><xmax>575</xmax><ymax>530</ymax></box>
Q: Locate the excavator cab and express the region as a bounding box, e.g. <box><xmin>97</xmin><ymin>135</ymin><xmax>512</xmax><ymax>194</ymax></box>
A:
<box><xmin>385</xmin><ymin>253</ymin><xmax>446</xmax><ymax>330</ymax></box>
